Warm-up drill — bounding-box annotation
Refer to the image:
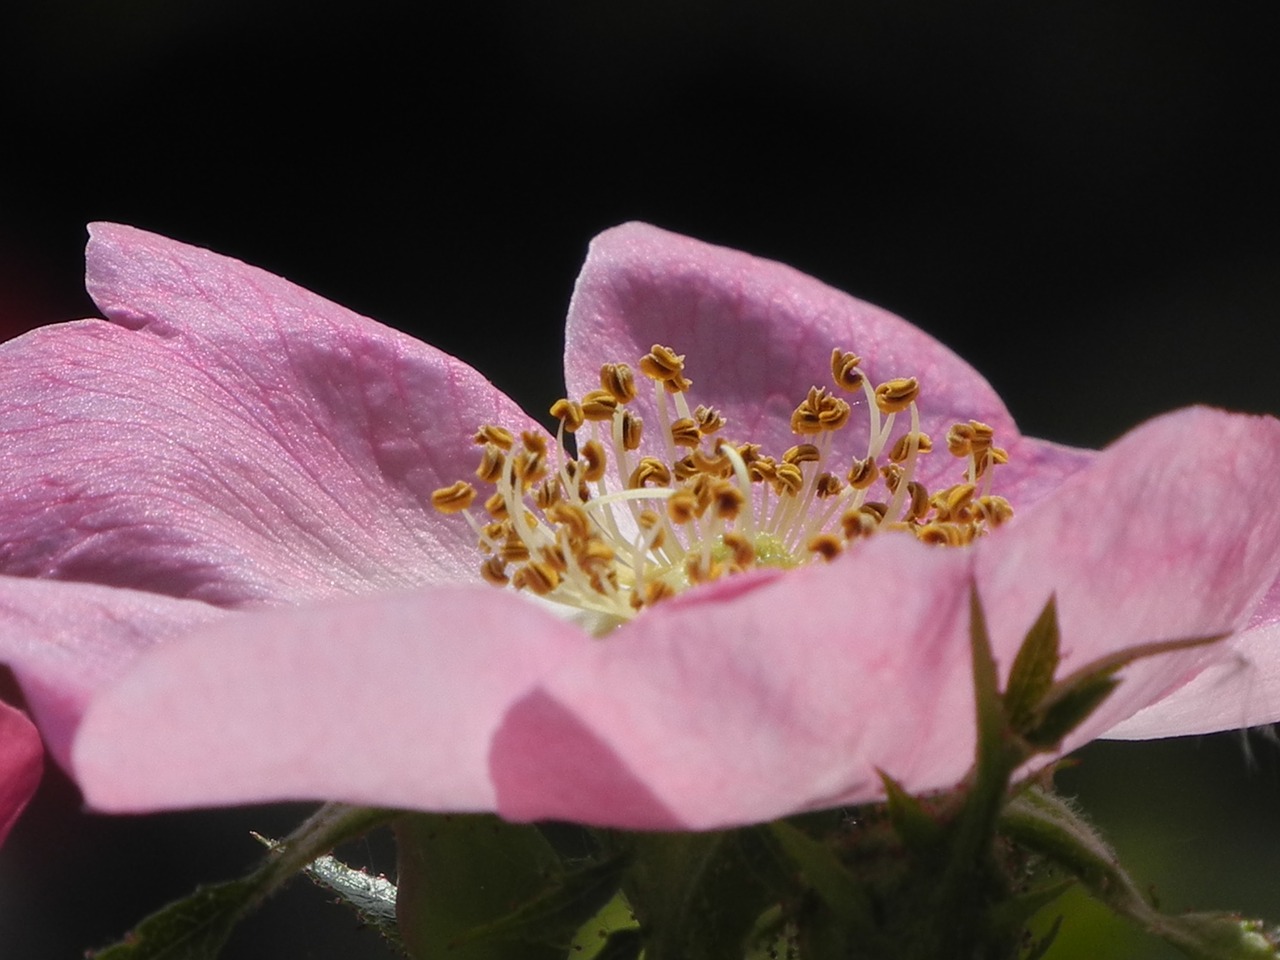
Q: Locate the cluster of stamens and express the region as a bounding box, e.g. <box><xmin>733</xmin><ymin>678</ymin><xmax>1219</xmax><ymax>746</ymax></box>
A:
<box><xmin>432</xmin><ymin>345</ymin><xmax>1012</xmax><ymax>625</ymax></box>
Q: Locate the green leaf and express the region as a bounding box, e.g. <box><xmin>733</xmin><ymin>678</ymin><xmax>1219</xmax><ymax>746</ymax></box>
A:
<box><xmin>452</xmin><ymin>854</ymin><xmax>630</xmax><ymax>949</ymax></box>
<box><xmin>568</xmin><ymin>890</ymin><xmax>640</xmax><ymax>960</ymax></box>
<box><xmin>1002</xmin><ymin>595</ymin><xmax>1060</xmax><ymax>735</ymax></box>
<box><xmin>394</xmin><ymin>813</ymin><xmax>566</xmax><ymax>960</ymax></box>
<box><xmin>583</xmin><ymin>927</ymin><xmax>644</xmax><ymax>960</ymax></box>
<box><xmin>90</xmin><ymin>878</ymin><xmax>258</xmax><ymax>960</ymax></box>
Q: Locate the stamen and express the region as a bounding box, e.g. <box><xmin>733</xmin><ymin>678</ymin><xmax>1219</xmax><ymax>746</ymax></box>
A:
<box><xmin>432</xmin><ymin>342</ymin><xmax>1014</xmax><ymax>627</ymax></box>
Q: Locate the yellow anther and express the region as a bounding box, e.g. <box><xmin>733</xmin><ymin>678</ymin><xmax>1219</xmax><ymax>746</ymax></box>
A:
<box><xmin>685</xmin><ymin>554</ymin><xmax>723</xmax><ymax>585</ymax></box>
<box><xmin>669</xmin><ymin>417</ymin><xmax>702</xmax><ymax>448</ymax></box>
<box><xmin>815</xmin><ymin>473</ymin><xmax>844</xmax><ymax>497</ymax></box>
<box><xmin>643</xmin><ymin>579</ymin><xmax>678</xmax><ymax>607</ymax></box>
<box><xmin>475</xmin><ymin>444</ymin><xmax>506</xmax><ymax>483</ymax></box>
<box><xmin>546</xmin><ymin>502</ymin><xmax>592</xmax><ymax>541</ymax></box>
<box><xmin>932</xmin><ymin>483</ymin><xmax>976</xmax><ymax>520</ymax></box>
<box><xmin>540</xmin><ymin>544</ymin><xmax>569</xmax><ymax>574</ymax></box>
<box><xmin>600</xmin><ymin>362</ymin><xmax>637</xmax><ymax>403</ymax></box>
<box><xmin>917</xmin><ymin>522</ymin><xmax>971</xmax><ymax>547</ymax></box>
<box><xmin>620</xmin><ymin>410</ymin><xmax>644</xmax><ymax>450</ymax></box>
<box><xmin>561</xmin><ymin>461</ymin><xmax>592</xmax><ymax>498</ymax></box>
<box><xmin>711</xmin><ymin>481</ymin><xmax>746</xmax><ymax>520</ymax></box>
<box><xmin>888</xmin><ymin>432</ymin><xmax>933</xmax><ymax>463</ymax></box>
<box><xmin>807</xmin><ymin>533</ymin><xmax>844</xmax><ymax>561</ymax></box>
<box><xmin>972</xmin><ymin>447</ymin><xmax>1009</xmax><ymax>479</ymax></box>
<box><xmin>480</xmin><ymin>555</ymin><xmax>510</xmax><ymax>586</ymax></box>
<box><xmin>977</xmin><ymin>495</ymin><xmax>1014</xmax><ymax>525</ymax></box>
<box><xmin>722</xmin><ymin>531</ymin><xmax>756</xmax><ymax>568</ymax></box>
<box><xmin>574</xmin><ymin>537</ymin><xmax>616</xmax><ymax>568</ymax></box>
<box><xmin>550</xmin><ymin>399</ymin><xmax>585</xmax><ymax>433</ymax></box>
<box><xmin>580</xmin><ymin>439</ymin><xmax>607</xmax><ymax>482</ymax></box>
<box><xmin>773</xmin><ymin>461</ymin><xmax>805</xmax><ymax>496</ymax></box>
<box><xmin>875</xmin><ymin>377</ymin><xmax>920</xmax><ymax>414</ymax></box>
<box><xmin>749</xmin><ymin>456</ymin><xmax>778</xmax><ymax>484</ymax></box>
<box><xmin>628</xmin><ymin>457</ymin><xmax>672</xmax><ymax>488</ymax></box>
<box><xmin>694</xmin><ymin>405</ymin><xmax>726</xmax><ymax>434</ymax></box>
<box><xmin>688</xmin><ymin>475</ymin><xmax>716</xmax><ymax>515</ymax></box>
<box><xmin>512</xmin><ymin>561</ymin><xmax>560</xmax><ymax>595</ymax></box>
<box><xmin>904</xmin><ymin>481</ymin><xmax>930</xmax><ymax>522</ymax></box>
<box><xmin>513</xmin><ymin>449</ymin><xmax>547</xmax><ymax>488</ymax></box>
<box><xmin>672</xmin><ymin>454</ymin><xmax>699</xmax><ymax>482</ymax></box>
<box><xmin>841</xmin><ymin>506</ymin><xmax>880</xmax><ymax>540</ymax></box>
<box><xmin>783</xmin><ymin>443</ymin><xmax>821</xmax><ymax>465</ymax></box>
<box><xmin>639</xmin><ymin>344</ymin><xmax>691</xmax><ymax>392</ymax></box>
<box><xmin>691</xmin><ymin>447</ymin><xmax>733</xmax><ymax>477</ymax></box>
<box><xmin>668</xmin><ymin>489</ymin><xmax>699</xmax><ymax>525</ymax></box>
<box><xmin>473</xmin><ymin>425</ymin><xmax>514</xmax><ymax>449</ymax></box>
<box><xmin>580</xmin><ymin>389</ymin><xmax>619</xmax><ymax>421</ymax></box>
<box><xmin>847</xmin><ymin>457</ymin><xmax>878</xmax><ymax>489</ymax></box>
<box><xmin>946</xmin><ymin>420</ymin><xmax>995</xmax><ymax>457</ymax></box>
<box><xmin>533</xmin><ymin>479</ymin><xmax>561</xmax><ymax>510</ymax></box>
<box><xmin>881</xmin><ymin>463</ymin><xmax>905</xmax><ymax>493</ymax></box>
<box><xmin>431</xmin><ymin>481</ymin><xmax>477</xmax><ymax>514</ymax></box>
<box><xmin>637</xmin><ymin>509</ymin><xmax>667</xmax><ymax>550</ymax></box>
<box><xmin>791</xmin><ymin>386</ymin><xmax>850</xmax><ymax>434</ymax></box>
<box><xmin>499</xmin><ymin>533</ymin><xmax>531</xmax><ymax>563</ymax></box>
<box><xmin>830</xmin><ymin>348</ymin><xmax>864</xmax><ymax>391</ymax></box>
<box><xmin>483</xmin><ymin>490</ymin><xmax>509</xmax><ymax>519</ymax></box>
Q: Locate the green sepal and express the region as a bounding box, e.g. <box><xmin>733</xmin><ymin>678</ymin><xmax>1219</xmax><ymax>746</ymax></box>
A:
<box><xmin>1002</xmin><ymin>595</ymin><xmax>1061</xmax><ymax>736</ymax></box>
<box><xmin>877</xmin><ymin>769</ymin><xmax>944</xmax><ymax>851</ymax></box>
<box><xmin>765</xmin><ymin>820</ymin><xmax>876</xmax><ymax>930</ymax></box>
<box><xmin>395</xmin><ymin>813</ymin><xmax>568</xmax><ymax>960</ymax></box>
<box><xmin>1021</xmin><ymin>631</ymin><xmax>1223</xmax><ymax>750</ymax></box>
<box><xmin>89</xmin><ymin>803</ymin><xmax>394</xmax><ymax>960</ymax></box>
<box><xmin>1020</xmin><ymin>674</ymin><xmax>1121</xmax><ymax>749</ymax></box>
<box><xmin>618</xmin><ymin>830</ymin><xmax>774</xmax><ymax>960</ymax></box>
<box><xmin>967</xmin><ymin>584</ymin><xmax>1009</xmax><ymax>774</ymax></box>
<box><xmin>451</xmin><ymin>854</ymin><xmax>631</xmax><ymax>950</ymax></box>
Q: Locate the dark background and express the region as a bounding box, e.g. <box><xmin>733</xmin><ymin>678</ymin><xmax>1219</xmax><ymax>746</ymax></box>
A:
<box><xmin>2</xmin><ymin>1</ymin><xmax>1280</xmax><ymax>957</ymax></box>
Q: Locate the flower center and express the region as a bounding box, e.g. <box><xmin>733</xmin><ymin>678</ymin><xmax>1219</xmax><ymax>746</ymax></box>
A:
<box><xmin>432</xmin><ymin>345</ymin><xmax>1012</xmax><ymax>628</ymax></box>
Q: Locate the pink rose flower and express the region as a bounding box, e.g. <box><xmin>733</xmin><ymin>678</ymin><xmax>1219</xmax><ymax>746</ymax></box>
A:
<box><xmin>0</xmin><ymin>223</ymin><xmax>1277</xmax><ymax>831</ymax></box>
<box><xmin>0</xmin><ymin>701</ymin><xmax>40</xmax><ymax>844</ymax></box>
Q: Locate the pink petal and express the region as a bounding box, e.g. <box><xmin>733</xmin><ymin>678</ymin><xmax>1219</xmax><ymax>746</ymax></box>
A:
<box><xmin>975</xmin><ymin>406</ymin><xmax>1280</xmax><ymax>749</ymax></box>
<box><xmin>0</xmin><ymin>701</ymin><xmax>41</xmax><ymax>845</ymax></box>
<box><xmin>1103</xmin><ymin>576</ymin><xmax>1280</xmax><ymax>737</ymax></box>
<box><xmin>493</xmin><ymin>536</ymin><xmax>979</xmax><ymax>829</ymax></box>
<box><xmin>0</xmin><ymin>224</ymin><xmax>544</xmax><ymax>607</ymax></box>
<box><xmin>563</xmin><ymin>223</ymin><xmax>1021</xmax><ymax>494</ymax></box>
<box><xmin>70</xmin><ymin>587</ymin><xmax>585</xmax><ymax>813</ymax></box>
<box><xmin>1102</xmin><ymin>618</ymin><xmax>1280</xmax><ymax>737</ymax></box>
<box><xmin>0</xmin><ymin>576</ymin><xmax>223</xmax><ymax>769</ymax></box>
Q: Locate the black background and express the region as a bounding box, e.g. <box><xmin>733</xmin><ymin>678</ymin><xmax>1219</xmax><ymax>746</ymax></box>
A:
<box><xmin>3</xmin><ymin>2</ymin><xmax>1280</xmax><ymax>957</ymax></box>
